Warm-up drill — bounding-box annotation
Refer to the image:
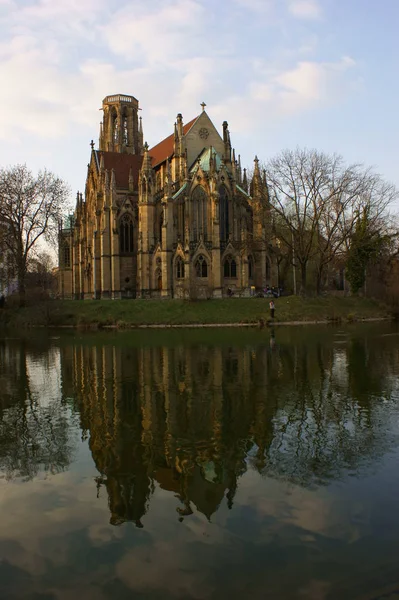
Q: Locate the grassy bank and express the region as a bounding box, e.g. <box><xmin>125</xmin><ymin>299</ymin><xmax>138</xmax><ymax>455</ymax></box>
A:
<box><xmin>0</xmin><ymin>296</ymin><xmax>392</xmax><ymax>329</ymax></box>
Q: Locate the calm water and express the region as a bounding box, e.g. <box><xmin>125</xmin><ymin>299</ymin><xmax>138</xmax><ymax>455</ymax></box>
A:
<box><xmin>1</xmin><ymin>324</ymin><xmax>399</xmax><ymax>600</ymax></box>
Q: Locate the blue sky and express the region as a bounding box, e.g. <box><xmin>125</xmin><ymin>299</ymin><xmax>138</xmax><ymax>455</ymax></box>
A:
<box><xmin>1</xmin><ymin>0</ymin><xmax>398</xmax><ymax>211</ymax></box>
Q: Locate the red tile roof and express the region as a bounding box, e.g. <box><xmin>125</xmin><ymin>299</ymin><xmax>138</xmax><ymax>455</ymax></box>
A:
<box><xmin>98</xmin><ymin>151</ymin><xmax>143</xmax><ymax>190</ymax></box>
<box><xmin>149</xmin><ymin>116</ymin><xmax>198</xmax><ymax>167</ymax></box>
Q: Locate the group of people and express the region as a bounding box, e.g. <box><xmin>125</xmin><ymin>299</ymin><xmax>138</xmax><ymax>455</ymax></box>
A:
<box><xmin>263</xmin><ymin>285</ymin><xmax>282</xmax><ymax>298</ymax></box>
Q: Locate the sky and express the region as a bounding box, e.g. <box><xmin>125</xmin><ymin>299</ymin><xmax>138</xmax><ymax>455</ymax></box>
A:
<box><xmin>1</xmin><ymin>0</ymin><xmax>399</xmax><ymax>213</ymax></box>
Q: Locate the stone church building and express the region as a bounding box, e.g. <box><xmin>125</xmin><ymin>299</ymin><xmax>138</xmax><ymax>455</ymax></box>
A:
<box><xmin>58</xmin><ymin>93</ymin><xmax>275</xmax><ymax>299</ymax></box>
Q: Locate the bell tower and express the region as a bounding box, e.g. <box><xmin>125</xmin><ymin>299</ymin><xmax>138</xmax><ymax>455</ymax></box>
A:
<box><xmin>99</xmin><ymin>94</ymin><xmax>143</xmax><ymax>154</ymax></box>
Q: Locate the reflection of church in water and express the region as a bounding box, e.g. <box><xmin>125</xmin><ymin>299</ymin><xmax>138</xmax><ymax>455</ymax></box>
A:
<box><xmin>60</xmin><ymin>335</ymin><xmax>396</xmax><ymax>526</ymax></box>
<box><xmin>58</xmin><ymin>93</ymin><xmax>276</xmax><ymax>299</ymax></box>
<box><xmin>64</xmin><ymin>342</ymin><xmax>275</xmax><ymax>526</ymax></box>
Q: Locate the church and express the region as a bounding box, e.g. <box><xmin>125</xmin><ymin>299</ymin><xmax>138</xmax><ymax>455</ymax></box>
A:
<box><xmin>58</xmin><ymin>93</ymin><xmax>275</xmax><ymax>299</ymax></box>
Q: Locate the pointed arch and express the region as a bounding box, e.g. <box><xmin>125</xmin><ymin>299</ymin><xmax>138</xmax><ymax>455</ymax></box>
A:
<box><xmin>195</xmin><ymin>254</ymin><xmax>208</xmax><ymax>278</ymax></box>
<box><xmin>119</xmin><ymin>213</ymin><xmax>134</xmax><ymax>254</ymax></box>
<box><xmin>175</xmin><ymin>255</ymin><xmax>185</xmax><ymax>279</ymax></box>
<box><xmin>223</xmin><ymin>254</ymin><xmax>237</xmax><ymax>278</ymax></box>
<box><xmin>219</xmin><ymin>185</ymin><xmax>229</xmax><ymax>241</ymax></box>
<box><xmin>191</xmin><ymin>185</ymin><xmax>208</xmax><ymax>242</ymax></box>
<box><xmin>63</xmin><ymin>241</ymin><xmax>71</xmax><ymax>268</ymax></box>
<box><xmin>112</xmin><ymin>109</ymin><xmax>119</xmax><ymax>144</ymax></box>
<box><xmin>122</xmin><ymin>109</ymin><xmax>128</xmax><ymax>145</ymax></box>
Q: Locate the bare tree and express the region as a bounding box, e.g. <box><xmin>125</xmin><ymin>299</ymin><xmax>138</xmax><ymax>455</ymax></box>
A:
<box><xmin>0</xmin><ymin>165</ymin><xmax>70</xmax><ymax>305</ymax></box>
<box><xmin>265</xmin><ymin>149</ymin><xmax>397</xmax><ymax>294</ymax></box>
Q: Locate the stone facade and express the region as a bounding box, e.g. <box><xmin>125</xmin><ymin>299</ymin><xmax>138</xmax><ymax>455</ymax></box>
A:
<box><xmin>58</xmin><ymin>93</ymin><xmax>276</xmax><ymax>299</ymax></box>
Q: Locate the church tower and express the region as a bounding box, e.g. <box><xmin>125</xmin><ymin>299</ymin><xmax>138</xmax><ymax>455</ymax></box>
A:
<box><xmin>99</xmin><ymin>94</ymin><xmax>143</xmax><ymax>154</ymax></box>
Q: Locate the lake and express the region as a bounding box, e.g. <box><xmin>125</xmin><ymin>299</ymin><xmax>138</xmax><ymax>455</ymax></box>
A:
<box><xmin>1</xmin><ymin>323</ymin><xmax>399</xmax><ymax>600</ymax></box>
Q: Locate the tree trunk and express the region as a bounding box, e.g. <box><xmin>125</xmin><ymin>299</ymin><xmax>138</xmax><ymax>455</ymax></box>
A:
<box><xmin>17</xmin><ymin>258</ymin><xmax>26</xmax><ymax>307</ymax></box>
<box><xmin>300</xmin><ymin>263</ymin><xmax>307</xmax><ymax>295</ymax></box>
<box><xmin>316</xmin><ymin>265</ymin><xmax>324</xmax><ymax>295</ymax></box>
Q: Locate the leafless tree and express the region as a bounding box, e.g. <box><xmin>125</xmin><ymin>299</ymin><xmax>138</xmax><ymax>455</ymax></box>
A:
<box><xmin>0</xmin><ymin>164</ymin><xmax>70</xmax><ymax>305</ymax></box>
<box><xmin>265</xmin><ymin>148</ymin><xmax>397</xmax><ymax>294</ymax></box>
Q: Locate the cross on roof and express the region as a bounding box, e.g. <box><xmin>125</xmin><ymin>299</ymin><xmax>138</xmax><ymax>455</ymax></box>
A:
<box><xmin>200</xmin><ymin>102</ymin><xmax>206</xmax><ymax>112</ymax></box>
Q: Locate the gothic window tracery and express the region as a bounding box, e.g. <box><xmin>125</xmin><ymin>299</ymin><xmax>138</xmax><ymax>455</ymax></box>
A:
<box><xmin>63</xmin><ymin>242</ymin><xmax>71</xmax><ymax>268</ymax></box>
<box><xmin>122</xmin><ymin>113</ymin><xmax>128</xmax><ymax>145</ymax></box>
<box><xmin>219</xmin><ymin>185</ymin><xmax>229</xmax><ymax>241</ymax></box>
<box><xmin>191</xmin><ymin>186</ymin><xmax>207</xmax><ymax>241</ymax></box>
<box><xmin>112</xmin><ymin>111</ymin><xmax>119</xmax><ymax>144</ymax></box>
<box><xmin>195</xmin><ymin>254</ymin><xmax>208</xmax><ymax>278</ymax></box>
<box><xmin>176</xmin><ymin>256</ymin><xmax>185</xmax><ymax>279</ymax></box>
<box><xmin>119</xmin><ymin>213</ymin><xmax>134</xmax><ymax>253</ymax></box>
<box><xmin>223</xmin><ymin>255</ymin><xmax>237</xmax><ymax>278</ymax></box>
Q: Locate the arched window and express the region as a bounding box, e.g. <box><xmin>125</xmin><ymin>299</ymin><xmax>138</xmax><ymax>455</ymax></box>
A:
<box><xmin>122</xmin><ymin>113</ymin><xmax>128</xmax><ymax>145</ymax></box>
<box><xmin>191</xmin><ymin>186</ymin><xmax>207</xmax><ymax>241</ymax></box>
<box><xmin>195</xmin><ymin>254</ymin><xmax>208</xmax><ymax>278</ymax></box>
<box><xmin>219</xmin><ymin>185</ymin><xmax>229</xmax><ymax>241</ymax></box>
<box><xmin>63</xmin><ymin>242</ymin><xmax>71</xmax><ymax>268</ymax></box>
<box><xmin>248</xmin><ymin>255</ymin><xmax>254</xmax><ymax>279</ymax></box>
<box><xmin>176</xmin><ymin>256</ymin><xmax>185</xmax><ymax>279</ymax></box>
<box><xmin>119</xmin><ymin>213</ymin><xmax>134</xmax><ymax>253</ymax></box>
<box><xmin>112</xmin><ymin>111</ymin><xmax>118</xmax><ymax>144</ymax></box>
<box><xmin>223</xmin><ymin>255</ymin><xmax>237</xmax><ymax>278</ymax></box>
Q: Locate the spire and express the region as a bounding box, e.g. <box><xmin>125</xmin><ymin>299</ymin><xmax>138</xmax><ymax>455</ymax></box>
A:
<box><xmin>243</xmin><ymin>168</ymin><xmax>248</xmax><ymax>192</ymax></box>
<box><xmin>142</xmin><ymin>141</ymin><xmax>152</xmax><ymax>172</ymax></box>
<box><xmin>105</xmin><ymin>169</ymin><xmax>110</xmax><ymax>191</ymax></box>
<box><xmin>231</xmin><ymin>148</ymin><xmax>237</xmax><ymax>180</ymax></box>
<box><xmin>237</xmin><ymin>154</ymin><xmax>242</xmax><ymax>184</ymax></box>
<box><xmin>139</xmin><ymin>116</ymin><xmax>144</xmax><ymax>154</ymax></box>
<box><xmin>99</xmin><ymin>121</ymin><xmax>103</xmax><ymax>150</ymax></box>
<box><xmin>209</xmin><ymin>149</ymin><xmax>214</xmax><ymax>175</ymax></box>
<box><xmin>223</xmin><ymin>121</ymin><xmax>232</xmax><ymax>162</ymax></box>
<box><xmin>252</xmin><ymin>155</ymin><xmax>262</xmax><ymax>198</ymax></box>
<box><xmin>99</xmin><ymin>152</ymin><xmax>104</xmax><ymax>172</ymax></box>
<box><xmin>139</xmin><ymin>141</ymin><xmax>155</xmax><ymax>203</ymax></box>
<box><xmin>177</xmin><ymin>113</ymin><xmax>183</xmax><ymax>139</ymax></box>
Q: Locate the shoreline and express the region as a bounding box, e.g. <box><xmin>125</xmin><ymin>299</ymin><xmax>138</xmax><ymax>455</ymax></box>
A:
<box><xmin>0</xmin><ymin>297</ymin><xmax>393</xmax><ymax>330</ymax></box>
<box><xmin>26</xmin><ymin>316</ymin><xmax>392</xmax><ymax>330</ymax></box>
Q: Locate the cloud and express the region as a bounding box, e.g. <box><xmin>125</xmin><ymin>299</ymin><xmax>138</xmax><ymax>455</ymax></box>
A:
<box><xmin>101</xmin><ymin>0</ymin><xmax>206</xmax><ymax>65</ymax></box>
<box><xmin>288</xmin><ymin>0</ymin><xmax>322</xmax><ymax>19</ymax></box>
<box><xmin>210</xmin><ymin>56</ymin><xmax>357</xmax><ymax>136</ymax></box>
<box><xmin>0</xmin><ymin>0</ymin><xmax>360</xmax><ymax>196</ymax></box>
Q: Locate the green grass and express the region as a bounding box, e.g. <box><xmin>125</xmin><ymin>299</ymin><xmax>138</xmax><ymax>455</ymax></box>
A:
<box><xmin>0</xmin><ymin>295</ymin><xmax>392</xmax><ymax>329</ymax></box>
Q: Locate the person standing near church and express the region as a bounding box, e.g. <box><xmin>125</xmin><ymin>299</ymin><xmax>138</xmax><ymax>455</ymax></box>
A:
<box><xmin>269</xmin><ymin>299</ymin><xmax>275</xmax><ymax>320</ymax></box>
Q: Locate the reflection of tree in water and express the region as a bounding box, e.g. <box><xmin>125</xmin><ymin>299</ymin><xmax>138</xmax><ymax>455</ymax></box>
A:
<box><xmin>69</xmin><ymin>330</ymin><xmax>399</xmax><ymax>525</ymax></box>
<box><xmin>0</xmin><ymin>340</ymin><xmax>76</xmax><ymax>480</ymax></box>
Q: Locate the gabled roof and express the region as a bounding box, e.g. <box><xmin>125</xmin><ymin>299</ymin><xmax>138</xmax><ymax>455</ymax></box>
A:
<box><xmin>149</xmin><ymin>116</ymin><xmax>198</xmax><ymax>167</ymax></box>
<box><xmin>190</xmin><ymin>146</ymin><xmax>223</xmax><ymax>173</ymax></box>
<box><xmin>95</xmin><ymin>151</ymin><xmax>143</xmax><ymax>189</ymax></box>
